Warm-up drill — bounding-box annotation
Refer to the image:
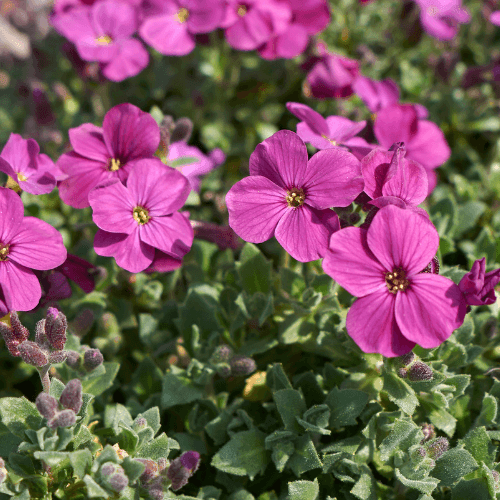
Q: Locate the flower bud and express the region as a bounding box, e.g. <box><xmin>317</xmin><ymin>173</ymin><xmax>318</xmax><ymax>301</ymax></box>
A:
<box><xmin>108</xmin><ymin>473</ymin><xmax>128</xmax><ymax>493</ymax></box>
<box><xmin>100</xmin><ymin>462</ymin><xmax>115</xmax><ymax>477</ymax></box>
<box><xmin>179</xmin><ymin>451</ymin><xmax>200</xmax><ymax>473</ymax></box>
<box><xmin>17</xmin><ymin>341</ymin><xmax>48</xmax><ymax>367</ymax></box>
<box><xmin>1</xmin><ymin>312</ymin><xmax>29</xmax><ymax>357</ymax></box>
<box><xmin>83</xmin><ymin>348</ymin><xmax>103</xmax><ymax>371</ymax></box>
<box><xmin>36</xmin><ymin>393</ymin><xmax>59</xmax><ymax>420</ymax></box>
<box><xmin>426</xmin><ymin>437</ymin><xmax>449</xmax><ymax>460</ymax></box>
<box><xmin>35</xmin><ymin>319</ymin><xmax>49</xmax><ymax>347</ymax></box>
<box><xmin>65</xmin><ymin>350</ymin><xmax>81</xmax><ymax>369</ymax></box>
<box><xmin>230</xmin><ymin>355</ymin><xmax>256</xmax><ymax>376</ymax></box>
<box><xmin>49</xmin><ymin>350</ymin><xmax>68</xmax><ymax>364</ymax></box>
<box><xmin>170</xmin><ymin>117</ymin><xmax>193</xmax><ymax>143</ymax></box>
<box><xmin>48</xmin><ymin>409</ymin><xmax>76</xmax><ymax>429</ymax></box>
<box><xmin>211</xmin><ymin>345</ymin><xmax>233</xmax><ymax>363</ymax></box>
<box><xmin>147</xmin><ymin>477</ymin><xmax>166</xmax><ymax>500</ymax></box>
<box><xmin>420</xmin><ymin>423</ymin><xmax>436</xmax><ymax>443</ymax></box>
<box><xmin>408</xmin><ymin>361</ymin><xmax>433</xmax><ymax>381</ymax></box>
<box><xmin>135</xmin><ymin>458</ymin><xmax>158</xmax><ymax>483</ymax></box>
<box><xmin>166</xmin><ymin>458</ymin><xmax>190</xmax><ymax>491</ymax></box>
<box><xmin>397</xmin><ymin>367</ymin><xmax>408</xmax><ymax>378</ymax></box>
<box><xmin>59</xmin><ymin>379</ymin><xmax>82</xmax><ymax>414</ymax></box>
<box><xmin>133</xmin><ymin>417</ymin><xmax>147</xmax><ymax>431</ymax></box>
<box><xmin>44</xmin><ymin>308</ymin><xmax>67</xmax><ymax>350</ymax></box>
<box><xmin>398</xmin><ymin>352</ymin><xmax>415</xmax><ymax>367</ymax></box>
<box><xmin>157</xmin><ymin>458</ymin><xmax>168</xmax><ymax>472</ymax></box>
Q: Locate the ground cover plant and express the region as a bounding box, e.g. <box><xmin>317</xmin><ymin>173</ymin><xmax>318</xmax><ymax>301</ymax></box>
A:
<box><xmin>1</xmin><ymin>0</ymin><xmax>500</xmax><ymax>498</ymax></box>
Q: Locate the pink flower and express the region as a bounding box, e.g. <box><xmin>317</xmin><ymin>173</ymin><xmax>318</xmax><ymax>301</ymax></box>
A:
<box><xmin>414</xmin><ymin>0</ymin><xmax>470</xmax><ymax>41</ymax></box>
<box><xmin>491</xmin><ymin>11</ymin><xmax>500</xmax><ymax>25</ymax></box>
<box><xmin>139</xmin><ymin>0</ymin><xmax>225</xmax><ymax>56</ymax></box>
<box><xmin>322</xmin><ymin>205</ymin><xmax>467</xmax><ymax>357</ymax></box>
<box><xmin>226</xmin><ymin>130</ymin><xmax>364</xmax><ymax>262</ymax></box>
<box><xmin>89</xmin><ymin>159</ymin><xmax>193</xmax><ymax>273</ymax></box>
<box><xmin>0</xmin><ymin>188</ymin><xmax>67</xmax><ymax>315</ymax></box>
<box><xmin>51</xmin><ymin>0</ymin><xmax>149</xmax><ymax>81</ymax></box>
<box><xmin>373</xmin><ymin>103</ymin><xmax>451</xmax><ymax>193</ymax></box>
<box><xmin>459</xmin><ymin>258</ymin><xmax>500</xmax><ymax>306</ymax></box>
<box><xmin>57</xmin><ymin>103</ymin><xmax>160</xmax><ymax>208</ymax></box>
<box><xmin>286</xmin><ymin>102</ymin><xmax>372</xmax><ymax>159</ymax></box>
<box><xmin>0</xmin><ymin>134</ymin><xmax>56</xmax><ymax>195</ymax></box>
<box><xmin>304</xmin><ymin>44</ymin><xmax>359</xmax><ymax>99</ymax></box>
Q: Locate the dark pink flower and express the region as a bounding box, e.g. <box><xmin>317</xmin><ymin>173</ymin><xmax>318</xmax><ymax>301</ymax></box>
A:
<box><xmin>459</xmin><ymin>258</ymin><xmax>500</xmax><ymax>306</ymax></box>
<box><xmin>57</xmin><ymin>103</ymin><xmax>160</xmax><ymax>208</ymax></box>
<box><xmin>89</xmin><ymin>159</ymin><xmax>193</xmax><ymax>273</ymax></box>
<box><xmin>373</xmin><ymin>103</ymin><xmax>450</xmax><ymax>193</ymax></box>
<box><xmin>286</xmin><ymin>102</ymin><xmax>372</xmax><ymax>159</ymax></box>
<box><xmin>323</xmin><ymin>205</ymin><xmax>467</xmax><ymax>357</ymax></box>
<box><xmin>491</xmin><ymin>11</ymin><xmax>500</xmax><ymax>25</ymax></box>
<box><xmin>139</xmin><ymin>0</ymin><xmax>225</xmax><ymax>56</ymax></box>
<box><xmin>304</xmin><ymin>44</ymin><xmax>359</xmax><ymax>99</ymax></box>
<box><xmin>0</xmin><ymin>134</ymin><xmax>56</xmax><ymax>195</ymax></box>
<box><xmin>226</xmin><ymin>130</ymin><xmax>364</xmax><ymax>262</ymax></box>
<box><xmin>414</xmin><ymin>0</ymin><xmax>470</xmax><ymax>40</ymax></box>
<box><xmin>0</xmin><ymin>188</ymin><xmax>67</xmax><ymax>315</ymax></box>
<box><xmin>222</xmin><ymin>0</ymin><xmax>292</xmax><ymax>51</ymax></box>
<box><xmin>51</xmin><ymin>0</ymin><xmax>149</xmax><ymax>81</ymax></box>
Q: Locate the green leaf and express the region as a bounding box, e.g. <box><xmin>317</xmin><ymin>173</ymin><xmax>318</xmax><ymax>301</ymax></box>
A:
<box><xmin>211</xmin><ymin>428</ymin><xmax>268</xmax><ymax>480</ymax></box>
<box><xmin>70</xmin><ymin>449</ymin><xmax>92</xmax><ymax>478</ymax></box>
<box><xmin>137</xmin><ymin>407</ymin><xmax>161</xmax><ymax>435</ymax></box>
<box><xmin>33</xmin><ymin>451</ymin><xmax>68</xmax><ymax>468</ymax></box>
<box><xmin>161</xmin><ymin>370</ymin><xmax>205</xmax><ymax>409</ymax></box>
<box><xmin>382</xmin><ymin>372</ymin><xmax>418</xmax><ymax>415</ymax></box>
<box><xmin>395</xmin><ymin>469</ymin><xmax>439</xmax><ymax>495</ymax></box>
<box><xmin>379</xmin><ymin>419</ymin><xmax>421</xmax><ymax>461</ymax></box>
<box><xmin>104</xmin><ymin>404</ymin><xmax>134</xmax><ymax>434</ymax></box>
<box><xmin>451</xmin><ymin>478</ymin><xmax>492</xmax><ymax>500</ymax></box>
<box><xmin>121</xmin><ymin>456</ymin><xmax>145</xmax><ymax>482</ymax></box>
<box><xmin>297</xmin><ymin>405</ymin><xmax>331</xmax><ymax>435</ymax></box>
<box><xmin>82</xmin><ymin>475</ymin><xmax>110</xmax><ymax>498</ymax></box>
<box><xmin>273</xmin><ymin>389</ymin><xmax>306</xmax><ymax>433</ymax></box>
<box><xmin>0</xmin><ymin>398</ymin><xmax>43</xmax><ymax>438</ymax></box>
<box><xmin>287</xmin><ymin>434</ymin><xmax>322</xmax><ymax>476</ymax></box>
<box><xmin>461</xmin><ymin>427</ymin><xmax>497</xmax><ymax>467</ymax></box>
<box><xmin>136</xmin><ymin>433</ymin><xmax>172</xmax><ymax>460</ymax></box>
<box><xmin>454</xmin><ymin>202</ymin><xmax>487</xmax><ymax>238</ymax></box>
<box><xmin>475</xmin><ymin>394</ymin><xmax>498</xmax><ymax>428</ymax></box>
<box><xmin>237</xmin><ymin>243</ymin><xmax>272</xmax><ymax>295</ymax></box>
<box><xmin>351</xmin><ymin>470</ymin><xmax>376</xmax><ymax>500</ymax></box>
<box><xmin>288</xmin><ymin>479</ymin><xmax>319</xmax><ymax>500</ymax></box>
<box><xmin>266</xmin><ymin>364</ymin><xmax>293</xmax><ymax>392</ymax></box>
<box><xmin>428</xmin><ymin>407</ymin><xmax>457</xmax><ymax>437</ymax></box>
<box><xmin>228</xmin><ymin>490</ymin><xmax>255</xmax><ymax>500</ymax></box>
<box><xmin>8</xmin><ymin>453</ymin><xmax>36</xmax><ymax>476</ymax></box>
<box><xmin>325</xmin><ymin>388</ymin><xmax>369</xmax><ymax>427</ymax></box>
<box><xmin>431</xmin><ymin>449</ymin><xmax>478</xmax><ymax>486</ymax></box>
<box><xmin>81</xmin><ymin>362</ymin><xmax>119</xmax><ymax>396</ymax></box>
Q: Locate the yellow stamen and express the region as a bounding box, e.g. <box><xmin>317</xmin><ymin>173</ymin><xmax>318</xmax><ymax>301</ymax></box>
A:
<box><xmin>177</xmin><ymin>7</ymin><xmax>189</xmax><ymax>23</ymax></box>
<box><xmin>17</xmin><ymin>172</ymin><xmax>27</xmax><ymax>182</ymax></box>
<box><xmin>286</xmin><ymin>187</ymin><xmax>305</xmax><ymax>208</ymax></box>
<box><xmin>237</xmin><ymin>5</ymin><xmax>247</xmax><ymax>16</ymax></box>
<box><xmin>0</xmin><ymin>245</ymin><xmax>9</xmax><ymax>262</ymax></box>
<box><xmin>133</xmin><ymin>206</ymin><xmax>151</xmax><ymax>225</ymax></box>
<box><xmin>95</xmin><ymin>35</ymin><xmax>112</xmax><ymax>45</ymax></box>
<box><xmin>109</xmin><ymin>158</ymin><xmax>121</xmax><ymax>171</ymax></box>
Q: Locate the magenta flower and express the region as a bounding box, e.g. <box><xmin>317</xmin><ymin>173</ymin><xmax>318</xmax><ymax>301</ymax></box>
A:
<box><xmin>323</xmin><ymin>205</ymin><xmax>466</xmax><ymax>357</ymax></box>
<box><xmin>361</xmin><ymin>145</ymin><xmax>429</xmax><ymax>212</ymax></box>
<box><xmin>0</xmin><ymin>188</ymin><xmax>67</xmax><ymax>315</ymax></box>
<box><xmin>226</xmin><ymin>130</ymin><xmax>364</xmax><ymax>262</ymax></box>
<box><xmin>51</xmin><ymin>0</ymin><xmax>149</xmax><ymax>81</ymax></box>
<box><xmin>491</xmin><ymin>11</ymin><xmax>500</xmax><ymax>25</ymax></box>
<box><xmin>459</xmin><ymin>258</ymin><xmax>500</xmax><ymax>306</ymax></box>
<box><xmin>373</xmin><ymin>104</ymin><xmax>450</xmax><ymax>193</ymax></box>
<box><xmin>286</xmin><ymin>102</ymin><xmax>372</xmax><ymax>159</ymax></box>
<box><xmin>57</xmin><ymin>103</ymin><xmax>160</xmax><ymax>208</ymax></box>
<box><xmin>258</xmin><ymin>0</ymin><xmax>330</xmax><ymax>59</ymax></box>
<box><xmin>167</xmin><ymin>141</ymin><xmax>225</xmax><ymax>192</ymax></box>
<box><xmin>139</xmin><ymin>0</ymin><xmax>224</xmax><ymax>56</ymax></box>
<box><xmin>0</xmin><ymin>134</ymin><xmax>56</xmax><ymax>195</ymax></box>
<box><xmin>304</xmin><ymin>44</ymin><xmax>359</xmax><ymax>99</ymax></box>
<box><xmin>222</xmin><ymin>0</ymin><xmax>292</xmax><ymax>51</ymax></box>
<box><xmin>414</xmin><ymin>0</ymin><xmax>470</xmax><ymax>40</ymax></box>
<box><xmin>89</xmin><ymin>159</ymin><xmax>193</xmax><ymax>273</ymax></box>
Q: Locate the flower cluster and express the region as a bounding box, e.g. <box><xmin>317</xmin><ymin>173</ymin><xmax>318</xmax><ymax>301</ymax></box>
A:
<box><xmin>50</xmin><ymin>0</ymin><xmax>330</xmax><ymax>81</ymax></box>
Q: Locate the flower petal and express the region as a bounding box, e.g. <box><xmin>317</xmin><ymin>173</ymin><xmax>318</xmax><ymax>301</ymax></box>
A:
<box><xmin>275</xmin><ymin>205</ymin><xmax>339</xmax><ymax>262</ymax></box>
<box><xmin>19</xmin><ymin>171</ymin><xmax>56</xmax><ymax>195</ymax></box>
<box><xmin>286</xmin><ymin>102</ymin><xmax>329</xmax><ymax>137</ymax></box>
<box><xmin>0</xmin><ymin>187</ymin><xmax>24</xmax><ymax>243</ymax></box>
<box><xmin>323</xmin><ymin>226</ymin><xmax>387</xmax><ymax>296</ymax></box>
<box><xmin>69</xmin><ymin>123</ymin><xmax>108</xmax><ymax>161</ymax></box>
<box><xmin>361</xmin><ymin>149</ymin><xmax>393</xmax><ymax>199</ymax></box>
<box><xmin>347</xmin><ymin>291</ymin><xmax>415</xmax><ymax>357</ymax></box>
<box><xmin>302</xmin><ymin>148</ymin><xmax>364</xmax><ymax>209</ymax></box>
<box><xmin>1</xmin><ymin>133</ymin><xmax>39</xmax><ymax>174</ymax></box>
<box><xmin>367</xmin><ymin>205</ymin><xmax>438</xmax><ymax>276</ymax></box>
<box><xmin>226</xmin><ymin>175</ymin><xmax>288</xmax><ymax>243</ymax></box>
<box><xmin>395</xmin><ymin>274</ymin><xmax>467</xmax><ymax>348</ymax></box>
<box><xmin>101</xmin><ymin>38</ymin><xmax>150</xmax><ymax>82</ymax></box>
<box><xmin>326</xmin><ymin>116</ymin><xmax>366</xmax><ymax>142</ymax></box>
<box><xmin>9</xmin><ymin>217</ymin><xmax>67</xmax><ymax>270</ymax></box>
<box><xmin>145</xmin><ymin>250</ymin><xmax>183</xmax><ymax>273</ymax></box>
<box><xmin>407</xmin><ymin>120</ymin><xmax>451</xmax><ymax>169</ymax></box>
<box><xmin>249</xmin><ymin>130</ymin><xmax>308</xmax><ymax>189</ymax></box>
<box><xmin>295</xmin><ymin>122</ymin><xmax>334</xmax><ymax>150</ymax></box>
<box><xmin>0</xmin><ymin>260</ymin><xmax>41</xmax><ymax>312</ymax></box>
<box><xmin>374</xmin><ymin>104</ymin><xmax>418</xmax><ymax>149</ymax></box>
<box><xmin>91</xmin><ymin>0</ymin><xmax>137</xmax><ymax>39</ymax></box>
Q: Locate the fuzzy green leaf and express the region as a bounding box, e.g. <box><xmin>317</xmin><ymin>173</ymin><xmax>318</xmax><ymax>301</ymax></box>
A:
<box><xmin>288</xmin><ymin>478</ymin><xmax>319</xmax><ymax>500</ymax></box>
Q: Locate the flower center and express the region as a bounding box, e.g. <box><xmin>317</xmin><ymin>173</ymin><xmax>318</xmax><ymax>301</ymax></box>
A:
<box><xmin>133</xmin><ymin>206</ymin><xmax>151</xmax><ymax>225</ymax></box>
<box><xmin>322</xmin><ymin>134</ymin><xmax>338</xmax><ymax>146</ymax></box>
<box><xmin>427</xmin><ymin>6</ymin><xmax>439</xmax><ymax>16</ymax></box>
<box><xmin>385</xmin><ymin>267</ymin><xmax>409</xmax><ymax>294</ymax></box>
<box><xmin>237</xmin><ymin>4</ymin><xmax>247</xmax><ymax>16</ymax></box>
<box><xmin>17</xmin><ymin>172</ymin><xmax>27</xmax><ymax>182</ymax></box>
<box><xmin>0</xmin><ymin>243</ymin><xmax>9</xmax><ymax>262</ymax></box>
<box><xmin>108</xmin><ymin>158</ymin><xmax>121</xmax><ymax>171</ymax></box>
<box><xmin>95</xmin><ymin>35</ymin><xmax>112</xmax><ymax>45</ymax></box>
<box><xmin>286</xmin><ymin>187</ymin><xmax>305</xmax><ymax>208</ymax></box>
<box><xmin>177</xmin><ymin>7</ymin><xmax>189</xmax><ymax>23</ymax></box>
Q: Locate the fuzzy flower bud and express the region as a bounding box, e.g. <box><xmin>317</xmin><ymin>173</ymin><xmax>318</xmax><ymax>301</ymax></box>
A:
<box><xmin>100</xmin><ymin>463</ymin><xmax>115</xmax><ymax>477</ymax></box>
<box><xmin>408</xmin><ymin>361</ymin><xmax>433</xmax><ymax>381</ymax></box>
<box><xmin>17</xmin><ymin>341</ymin><xmax>48</xmax><ymax>367</ymax></box>
<box><xmin>211</xmin><ymin>345</ymin><xmax>233</xmax><ymax>363</ymax></box>
<box><xmin>230</xmin><ymin>355</ymin><xmax>256</xmax><ymax>376</ymax></box>
<box><xmin>48</xmin><ymin>409</ymin><xmax>76</xmax><ymax>429</ymax></box>
<box><xmin>157</xmin><ymin>458</ymin><xmax>168</xmax><ymax>472</ymax></box>
<box><xmin>170</xmin><ymin>117</ymin><xmax>193</xmax><ymax>143</ymax></box>
<box><xmin>59</xmin><ymin>379</ymin><xmax>83</xmax><ymax>414</ymax></box>
<box><xmin>135</xmin><ymin>458</ymin><xmax>158</xmax><ymax>483</ymax></box>
<box><xmin>36</xmin><ymin>393</ymin><xmax>59</xmax><ymax>420</ymax></box>
<box><xmin>108</xmin><ymin>473</ymin><xmax>128</xmax><ymax>493</ymax></box>
<box><xmin>133</xmin><ymin>417</ymin><xmax>147</xmax><ymax>431</ymax></box>
<box><xmin>147</xmin><ymin>476</ymin><xmax>166</xmax><ymax>500</ymax></box>
<box><xmin>44</xmin><ymin>308</ymin><xmax>67</xmax><ymax>350</ymax></box>
<box><xmin>421</xmin><ymin>423</ymin><xmax>436</xmax><ymax>443</ymax></box>
<box><xmin>83</xmin><ymin>348</ymin><xmax>104</xmax><ymax>371</ymax></box>
<box><xmin>426</xmin><ymin>437</ymin><xmax>449</xmax><ymax>460</ymax></box>
<box><xmin>0</xmin><ymin>312</ymin><xmax>29</xmax><ymax>357</ymax></box>
<box><xmin>35</xmin><ymin>319</ymin><xmax>49</xmax><ymax>348</ymax></box>
<box><xmin>398</xmin><ymin>352</ymin><xmax>415</xmax><ymax>367</ymax></box>
<box><xmin>166</xmin><ymin>458</ymin><xmax>191</xmax><ymax>491</ymax></box>
<box><xmin>49</xmin><ymin>350</ymin><xmax>68</xmax><ymax>364</ymax></box>
<box><xmin>179</xmin><ymin>451</ymin><xmax>200</xmax><ymax>473</ymax></box>
<box><xmin>65</xmin><ymin>350</ymin><xmax>81</xmax><ymax>369</ymax></box>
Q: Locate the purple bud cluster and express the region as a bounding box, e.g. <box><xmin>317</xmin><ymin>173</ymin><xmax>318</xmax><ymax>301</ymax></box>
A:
<box><xmin>99</xmin><ymin>462</ymin><xmax>129</xmax><ymax>493</ymax></box>
<box><xmin>135</xmin><ymin>451</ymin><xmax>200</xmax><ymax>499</ymax></box>
<box><xmin>425</xmin><ymin>437</ymin><xmax>449</xmax><ymax>460</ymax></box>
<box><xmin>210</xmin><ymin>345</ymin><xmax>256</xmax><ymax>378</ymax></box>
<box><xmin>397</xmin><ymin>353</ymin><xmax>433</xmax><ymax>381</ymax></box>
<box><xmin>35</xmin><ymin>379</ymin><xmax>83</xmax><ymax>429</ymax></box>
<box><xmin>64</xmin><ymin>345</ymin><xmax>104</xmax><ymax>373</ymax></box>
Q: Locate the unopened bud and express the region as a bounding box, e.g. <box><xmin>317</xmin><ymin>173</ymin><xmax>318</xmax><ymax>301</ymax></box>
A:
<box><xmin>49</xmin><ymin>350</ymin><xmax>68</xmax><ymax>364</ymax></box>
<box><xmin>398</xmin><ymin>368</ymin><xmax>408</xmax><ymax>378</ymax></box>
<box><xmin>398</xmin><ymin>352</ymin><xmax>415</xmax><ymax>367</ymax></box>
<box><xmin>421</xmin><ymin>423</ymin><xmax>436</xmax><ymax>442</ymax></box>
<box><xmin>108</xmin><ymin>473</ymin><xmax>128</xmax><ymax>493</ymax></box>
<box><xmin>170</xmin><ymin>117</ymin><xmax>193</xmax><ymax>143</ymax></box>
<box><xmin>1</xmin><ymin>312</ymin><xmax>29</xmax><ymax>356</ymax></box>
<box><xmin>135</xmin><ymin>458</ymin><xmax>158</xmax><ymax>483</ymax></box>
<box><xmin>166</xmin><ymin>458</ymin><xmax>190</xmax><ymax>491</ymax></box>
<box><xmin>426</xmin><ymin>437</ymin><xmax>449</xmax><ymax>460</ymax></box>
<box><xmin>65</xmin><ymin>350</ymin><xmax>81</xmax><ymax>369</ymax></box>
<box><xmin>44</xmin><ymin>308</ymin><xmax>67</xmax><ymax>350</ymax></box>
<box><xmin>83</xmin><ymin>348</ymin><xmax>103</xmax><ymax>371</ymax></box>
<box><xmin>147</xmin><ymin>477</ymin><xmax>166</xmax><ymax>500</ymax></box>
<box><xmin>70</xmin><ymin>308</ymin><xmax>94</xmax><ymax>337</ymax></box>
<box><xmin>211</xmin><ymin>345</ymin><xmax>233</xmax><ymax>363</ymax></box>
<box><xmin>17</xmin><ymin>341</ymin><xmax>49</xmax><ymax>367</ymax></box>
<box><xmin>408</xmin><ymin>361</ymin><xmax>433</xmax><ymax>381</ymax></box>
<box><xmin>179</xmin><ymin>451</ymin><xmax>200</xmax><ymax>473</ymax></box>
<box><xmin>217</xmin><ymin>364</ymin><xmax>231</xmax><ymax>378</ymax></box>
<box><xmin>133</xmin><ymin>417</ymin><xmax>147</xmax><ymax>431</ymax></box>
<box><xmin>10</xmin><ymin>312</ymin><xmax>29</xmax><ymax>343</ymax></box>
<box><xmin>492</xmin><ymin>470</ymin><xmax>500</xmax><ymax>483</ymax></box>
<box><xmin>157</xmin><ymin>458</ymin><xmax>168</xmax><ymax>472</ymax></box>
<box><xmin>59</xmin><ymin>379</ymin><xmax>82</xmax><ymax>414</ymax></box>
<box><xmin>100</xmin><ymin>462</ymin><xmax>115</xmax><ymax>477</ymax></box>
<box><xmin>36</xmin><ymin>393</ymin><xmax>59</xmax><ymax>419</ymax></box>
<box><xmin>48</xmin><ymin>409</ymin><xmax>76</xmax><ymax>429</ymax></box>
<box><xmin>35</xmin><ymin>319</ymin><xmax>49</xmax><ymax>347</ymax></box>
<box><xmin>230</xmin><ymin>355</ymin><xmax>256</xmax><ymax>376</ymax></box>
